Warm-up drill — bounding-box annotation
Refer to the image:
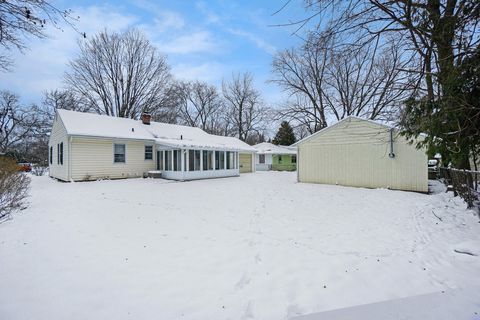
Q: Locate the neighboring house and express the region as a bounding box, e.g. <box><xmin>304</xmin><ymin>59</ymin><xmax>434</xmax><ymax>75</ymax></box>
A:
<box><xmin>294</xmin><ymin>116</ymin><xmax>428</xmax><ymax>192</ymax></box>
<box><xmin>48</xmin><ymin>110</ymin><xmax>256</xmax><ymax>182</ymax></box>
<box><xmin>253</xmin><ymin>142</ymin><xmax>297</xmax><ymax>171</ymax></box>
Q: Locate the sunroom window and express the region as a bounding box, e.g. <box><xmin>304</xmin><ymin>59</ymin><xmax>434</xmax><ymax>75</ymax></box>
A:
<box><xmin>165</xmin><ymin>150</ymin><xmax>172</xmax><ymax>170</ymax></box>
<box><xmin>173</xmin><ymin>150</ymin><xmax>181</xmax><ymax>171</ymax></box>
<box><xmin>203</xmin><ymin>150</ymin><xmax>213</xmax><ymax>170</ymax></box>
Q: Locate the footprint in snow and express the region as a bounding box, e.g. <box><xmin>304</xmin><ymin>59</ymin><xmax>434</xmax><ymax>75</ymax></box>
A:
<box><xmin>235</xmin><ymin>274</ymin><xmax>251</xmax><ymax>290</ymax></box>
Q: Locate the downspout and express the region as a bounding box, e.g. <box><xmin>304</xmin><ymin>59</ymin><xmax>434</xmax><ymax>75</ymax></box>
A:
<box><xmin>296</xmin><ymin>146</ymin><xmax>300</xmax><ymax>182</ymax></box>
<box><xmin>68</xmin><ymin>135</ymin><xmax>73</xmax><ymax>181</ymax></box>
<box><xmin>388</xmin><ymin>128</ymin><xmax>395</xmax><ymax>158</ymax></box>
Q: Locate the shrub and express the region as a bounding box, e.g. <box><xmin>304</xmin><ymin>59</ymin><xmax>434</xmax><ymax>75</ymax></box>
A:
<box><xmin>0</xmin><ymin>157</ymin><xmax>30</xmax><ymax>221</ymax></box>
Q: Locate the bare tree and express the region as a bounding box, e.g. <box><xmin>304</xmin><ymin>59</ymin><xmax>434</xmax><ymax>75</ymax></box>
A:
<box><xmin>0</xmin><ymin>0</ymin><xmax>80</xmax><ymax>71</ymax></box>
<box><xmin>324</xmin><ymin>38</ymin><xmax>414</xmax><ymax>122</ymax></box>
<box><xmin>64</xmin><ymin>28</ymin><xmax>174</xmax><ymax>119</ymax></box>
<box><xmin>222</xmin><ymin>72</ymin><xmax>269</xmax><ymax>142</ymax></box>
<box><xmin>275</xmin><ymin>94</ymin><xmax>320</xmax><ymax>136</ymax></box>
<box><xmin>272</xmin><ymin>32</ymin><xmax>410</xmax><ymax>130</ymax></box>
<box><xmin>271</xmin><ymin>33</ymin><xmax>330</xmax><ymax>132</ymax></box>
<box><xmin>177</xmin><ymin>80</ymin><xmax>226</xmax><ymax>134</ymax></box>
<box><xmin>0</xmin><ymin>91</ymin><xmax>45</xmax><ymax>154</ymax></box>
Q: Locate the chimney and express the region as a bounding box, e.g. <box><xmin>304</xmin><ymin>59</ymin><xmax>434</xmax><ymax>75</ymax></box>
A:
<box><xmin>141</xmin><ymin>112</ymin><xmax>151</xmax><ymax>125</ymax></box>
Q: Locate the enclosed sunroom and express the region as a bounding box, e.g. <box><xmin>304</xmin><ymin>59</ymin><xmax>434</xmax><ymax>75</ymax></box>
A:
<box><xmin>155</xmin><ymin>147</ymin><xmax>245</xmax><ymax>180</ymax></box>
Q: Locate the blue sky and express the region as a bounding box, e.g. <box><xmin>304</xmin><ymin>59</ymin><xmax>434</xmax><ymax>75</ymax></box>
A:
<box><xmin>1</xmin><ymin>0</ymin><xmax>310</xmax><ymax>108</ymax></box>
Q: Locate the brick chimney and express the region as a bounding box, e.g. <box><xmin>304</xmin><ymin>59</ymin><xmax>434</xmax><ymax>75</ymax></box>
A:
<box><xmin>141</xmin><ymin>112</ymin><xmax>151</xmax><ymax>125</ymax></box>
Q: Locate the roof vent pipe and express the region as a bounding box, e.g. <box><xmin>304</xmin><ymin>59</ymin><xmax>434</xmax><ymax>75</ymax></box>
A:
<box><xmin>388</xmin><ymin>128</ymin><xmax>395</xmax><ymax>158</ymax></box>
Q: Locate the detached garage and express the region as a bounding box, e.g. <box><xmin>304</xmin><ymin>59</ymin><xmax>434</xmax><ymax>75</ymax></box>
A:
<box><xmin>294</xmin><ymin>116</ymin><xmax>428</xmax><ymax>193</ymax></box>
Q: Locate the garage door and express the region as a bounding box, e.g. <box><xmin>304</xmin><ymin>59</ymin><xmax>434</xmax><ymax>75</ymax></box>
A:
<box><xmin>239</xmin><ymin>153</ymin><xmax>252</xmax><ymax>173</ymax></box>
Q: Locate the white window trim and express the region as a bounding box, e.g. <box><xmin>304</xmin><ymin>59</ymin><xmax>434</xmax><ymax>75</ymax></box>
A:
<box><xmin>113</xmin><ymin>143</ymin><xmax>126</xmax><ymax>164</ymax></box>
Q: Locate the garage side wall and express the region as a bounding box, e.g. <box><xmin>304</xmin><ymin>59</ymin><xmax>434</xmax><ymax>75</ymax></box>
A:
<box><xmin>48</xmin><ymin>115</ymin><xmax>69</xmax><ymax>181</ymax></box>
<box><xmin>70</xmin><ymin>137</ymin><xmax>156</xmax><ymax>181</ymax></box>
<box><xmin>298</xmin><ymin>118</ymin><xmax>428</xmax><ymax>192</ymax></box>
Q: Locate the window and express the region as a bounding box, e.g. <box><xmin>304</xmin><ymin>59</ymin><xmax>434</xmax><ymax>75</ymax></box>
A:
<box><xmin>292</xmin><ymin>155</ymin><xmax>297</xmax><ymax>163</ymax></box>
<box><xmin>202</xmin><ymin>151</ymin><xmax>213</xmax><ymax>170</ymax></box>
<box><xmin>215</xmin><ymin>151</ymin><xmax>224</xmax><ymax>170</ymax></box>
<box><xmin>259</xmin><ymin>154</ymin><xmax>265</xmax><ymax>164</ymax></box>
<box><xmin>188</xmin><ymin>150</ymin><xmax>201</xmax><ymax>171</ymax></box>
<box><xmin>226</xmin><ymin>151</ymin><xmax>235</xmax><ymax>169</ymax></box>
<box><xmin>173</xmin><ymin>150</ymin><xmax>181</xmax><ymax>171</ymax></box>
<box><xmin>278</xmin><ymin>155</ymin><xmax>282</xmax><ymax>163</ymax></box>
<box><xmin>157</xmin><ymin>151</ymin><xmax>164</xmax><ymax>170</ymax></box>
<box><xmin>188</xmin><ymin>150</ymin><xmax>195</xmax><ymax>171</ymax></box>
<box><xmin>194</xmin><ymin>150</ymin><xmax>201</xmax><ymax>170</ymax></box>
<box><xmin>49</xmin><ymin>146</ymin><xmax>53</xmax><ymax>165</ymax></box>
<box><xmin>165</xmin><ymin>150</ymin><xmax>172</xmax><ymax>170</ymax></box>
<box><xmin>114</xmin><ymin>144</ymin><xmax>125</xmax><ymax>163</ymax></box>
<box><xmin>57</xmin><ymin>142</ymin><xmax>63</xmax><ymax>165</ymax></box>
<box><xmin>145</xmin><ymin>145</ymin><xmax>153</xmax><ymax>160</ymax></box>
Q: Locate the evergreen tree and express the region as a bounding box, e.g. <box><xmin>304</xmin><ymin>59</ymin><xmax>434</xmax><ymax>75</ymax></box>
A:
<box><xmin>272</xmin><ymin>121</ymin><xmax>296</xmax><ymax>146</ymax></box>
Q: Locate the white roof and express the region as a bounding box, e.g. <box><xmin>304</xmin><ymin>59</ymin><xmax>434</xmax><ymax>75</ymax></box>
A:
<box><xmin>57</xmin><ymin>109</ymin><xmax>255</xmax><ymax>152</ymax></box>
<box><xmin>253</xmin><ymin>142</ymin><xmax>297</xmax><ymax>155</ymax></box>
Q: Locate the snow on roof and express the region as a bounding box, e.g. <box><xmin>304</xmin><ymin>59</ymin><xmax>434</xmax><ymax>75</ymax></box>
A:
<box><xmin>293</xmin><ymin>115</ymin><xmax>427</xmax><ymax>146</ymax></box>
<box><xmin>293</xmin><ymin>116</ymin><xmax>394</xmax><ymax>146</ymax></box>
<box><xmin>253</xmin><ymin>142</ymin><xmax>297</xmax><ymax>155</ymax></box>
<box><xmin>57</xmin><ymin>109</ymin><xmax>255</xmax><ymax>152</ymax></box>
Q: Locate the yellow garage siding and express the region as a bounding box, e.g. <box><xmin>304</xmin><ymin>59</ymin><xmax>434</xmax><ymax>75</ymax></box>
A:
<box><xmin>70</xmin><ymin>137</ymin><xmax>156</xmax><ymax>181</ymax></box>
<box><xmin>48</xmin><ymin>115</ymin><xmax>69</xmax><ymax>181</ymax></box>
<box><xmin>298</xmin><ymin>117</ymin><xmax>428</xmax><ymax>192</ymax></box>
<box><xmin>239</xmin><ymin>153</ymin><xmax>253</xmax><ymax>173</ymax></box>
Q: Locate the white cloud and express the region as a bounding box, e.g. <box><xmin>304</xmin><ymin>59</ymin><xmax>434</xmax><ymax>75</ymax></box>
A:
<box><xmin>226</xmin><ymin>28</ymin><xmax>277</xmax><ymax>55</ymax></box>
<box><xmin>195</xmin><ymin>1</ymin><xmax>221</xmax><ymax>24</ymax></box>
<box><xmin>172</xmin><ymin>62</ymin><xmax>226</xmax><ymax>84</ymax></box>
<box><xmin>156</xmin><ymin>31</ymin><xmax>219</xmax><ymax>54</ymax></box>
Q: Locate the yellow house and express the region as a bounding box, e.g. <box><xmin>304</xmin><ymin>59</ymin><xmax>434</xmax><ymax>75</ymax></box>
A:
<box><xmin>294</xmin><ymin>116</ymin><xmax>428</xmax><ymax>192</ymax></box>
<box><xmin>48</xmin><ymin>110</ymin><xmax>255</xmax><ymax>181</ymax></box>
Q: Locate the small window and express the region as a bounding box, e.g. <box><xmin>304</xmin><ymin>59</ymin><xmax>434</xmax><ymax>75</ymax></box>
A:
<box><xmin>114</xmin><ymin>144</ymin><xmax>126</xmax><ymax>163</ymax></box>
<box><xmin>292</xmin><ymin>155</ymin><xmax>297</xmax><ymax>163</ymax></box>
<box><xmin>278</xmin><ymin>155</ymin><xmax>282</xmax><ymax>163</ymax></box>
<box><xmin>57</xmin><ymin>143</ymin><xmax>63</xmax><ymax>165</ymax></box>
<box><xmin>60</xmin><ymin>142</ymin><xmax>63</xmax><ymax>165</ymax></box>
<box><xmin>145</xmin><ymin>146</ymin><xmax>153</xmax><ymax>160</ymax></box>
<box><xmin>49</xmin><ymin>146</ymin><xmax>53</xmax><ymax>165</ymax></box>
<box><xmin>259</xmin><ymin>154</ymin><xmax>265</xmax><ymax>164</ymax></box>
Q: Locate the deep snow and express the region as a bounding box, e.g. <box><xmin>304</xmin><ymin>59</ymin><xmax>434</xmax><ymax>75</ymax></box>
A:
<box><xmin>1</xmin><ymin>172</ymin><xmax>479</xmax><ymax>320</ymax></box>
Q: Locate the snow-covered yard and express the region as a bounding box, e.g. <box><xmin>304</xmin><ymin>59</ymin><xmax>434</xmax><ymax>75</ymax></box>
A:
<box><xmin>1</xmin><ymin>172</ymin><xmax>479</xmax><ymax>320</ymax></box>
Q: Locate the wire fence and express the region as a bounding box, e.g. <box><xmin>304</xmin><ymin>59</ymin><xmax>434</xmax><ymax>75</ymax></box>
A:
<box><xmin>439</xmin><ymin>167</ymin><xmax>480</xmax><ymax>211</ymax></box>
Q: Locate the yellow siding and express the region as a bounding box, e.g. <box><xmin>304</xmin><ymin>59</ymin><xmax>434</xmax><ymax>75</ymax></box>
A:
<box><xmin>239</xmin><ymin>153</ymin><xmax>253</xmax><ymax>173</ymax></box>
<box><xmin>70</xmin><ymin>137</ymin><xmax>156</xmax><ymax>181</ymax></box>
<box><xmin>48</xmin><ymin>115</ymin><xmax>69</xmax><ymax>181</ymax></box>
<box><xmin>298</xmin><ymin>117</ymin><xmax>428</xmax><ymax>192</ymax></box>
